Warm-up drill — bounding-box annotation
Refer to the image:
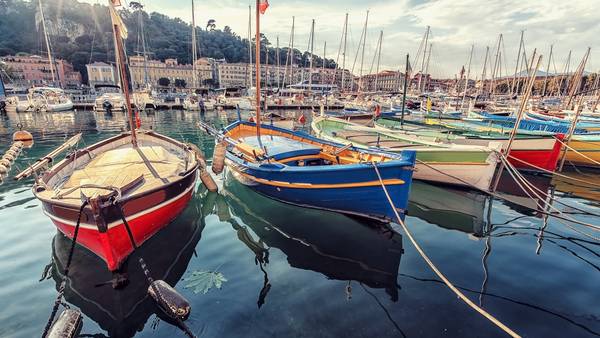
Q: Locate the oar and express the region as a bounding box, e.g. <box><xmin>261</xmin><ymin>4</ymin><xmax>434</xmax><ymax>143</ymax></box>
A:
<box><xmin>14</xmin><ymin>133</ymin><xmax>82</xmax><ymax>181</ymax></box>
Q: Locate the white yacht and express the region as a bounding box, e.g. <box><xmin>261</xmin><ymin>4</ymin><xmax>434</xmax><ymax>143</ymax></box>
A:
<box><xmin>6</xmin><ymin>87</ymin><xmax>73</xmax><ymax>112</ymax></box>
<box><xmin>94</xmin><ymin>85</ymin><xmax>126</xmax><ymax>112</ymax></box>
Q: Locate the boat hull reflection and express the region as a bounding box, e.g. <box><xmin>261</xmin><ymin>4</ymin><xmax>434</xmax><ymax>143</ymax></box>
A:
<box><xmin>50</xmin><ymin>200</ymin><xmax>204</xmax><ymax>337</ymax></box>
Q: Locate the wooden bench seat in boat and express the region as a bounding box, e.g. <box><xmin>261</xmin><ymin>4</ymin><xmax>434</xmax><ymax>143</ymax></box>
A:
<box><xmin>40</xmin><ymin>146</ymin><xmax>186</xmax><ymax>202</ymax></box>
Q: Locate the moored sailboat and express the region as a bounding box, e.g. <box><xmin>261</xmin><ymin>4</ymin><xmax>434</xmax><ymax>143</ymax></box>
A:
<box><xmin>22</xmin><ymin>2</ymin><xmax>199</xmax><ymax>271</ymax></box>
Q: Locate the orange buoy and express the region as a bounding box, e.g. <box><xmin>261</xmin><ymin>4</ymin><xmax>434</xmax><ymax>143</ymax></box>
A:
<box><xmin>212</xmin><ymin>142</ymin><xmax>226</xmax><ymax>175</ymax></box>
<box><xmin>12</xmin><ymin>128</ymin><xmax>34</xmax><ymax>148</ymax></box>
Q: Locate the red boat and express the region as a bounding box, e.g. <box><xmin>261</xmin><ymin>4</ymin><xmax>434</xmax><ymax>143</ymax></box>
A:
<box><xmin>451</xmin><ymin>135</ymin><xmax>563</xmax><ymax>172</ymax></box>
<box><xmin>33</xmin><ymin>132</ymin><xmax>199</xmax><ymax>271</ymax></box>
<box><xmin>25</xmin><ymin>2</ymin><xmax>199</xmax><ymax>272</ymax></box>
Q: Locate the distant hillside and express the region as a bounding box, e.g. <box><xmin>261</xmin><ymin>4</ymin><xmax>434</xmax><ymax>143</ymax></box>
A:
<box><xmin>0</xmin><ymin>0</ymin><xmax>336</xmax><ymax>82</ymax></box>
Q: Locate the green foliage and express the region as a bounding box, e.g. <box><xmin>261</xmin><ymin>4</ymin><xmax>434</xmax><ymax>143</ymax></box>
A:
<box><xmin>0</xmin><ymin>0</ymin><xmax>337</xmax><ymax>82</ymax></box>
<box><xmin>184</xmin><ymin>270</ymin><xmax>228</xmax><ymax>294</ymax></box>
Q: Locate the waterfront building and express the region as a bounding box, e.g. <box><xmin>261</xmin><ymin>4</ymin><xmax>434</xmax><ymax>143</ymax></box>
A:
<box><xmin>0</xmin><ymin>54</ymin><xmax>82</xmax><ymax>88</ymax></box>
<box><xmin>86</xmin><ymin>62</ymin><xmax>117</xmax><ymax>87</ymax></box>
<box><xmin>359</xmin><ymin>70</ymin><xmax>406</xmax><ymax>92</ymax></box>
<box><xmin>128</xmin><ymin>55</ymin><xmax>215</xmax><ymax>89</ymax></box>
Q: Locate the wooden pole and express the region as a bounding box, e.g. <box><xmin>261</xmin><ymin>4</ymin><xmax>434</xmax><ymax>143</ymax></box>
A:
<box><xmin>113</xmin><ymin>23</ymin><xmax>138</xmax><ymax>147</ymax></box>
<box><xmin>401</xmin><ymin>54</ymin><xmax>409</xmax><ymax>127</ymax></box>
<box><xmin>558</xmin><ymin>95</ymin><xmax>584</xmax><ymax>172</ymax></box>
<box><xmin>541</xmin><ymin>44</ymin><xmax>552</xmax><ymax>97</ymax></box>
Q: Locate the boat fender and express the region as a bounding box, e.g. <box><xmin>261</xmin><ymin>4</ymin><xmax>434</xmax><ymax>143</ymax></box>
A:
<box><xmin>0</xmin><ymin>164</ymin><xmax>8</xmax><ymax>174</ymax></box>
<box><xmin>200</xmin><ymin>169</ymin><xmax>218</xmax><ymax>192</ymax></box>
<box><xmin>0</xmin><ymin>159</ymin><xmax>10</xmax><ymax>168</ymax></box>
<box><xmin>212</xmin><ymin>142</ymin><xmax>226</xmax><ymax>174</ymax></box>
<box><xmin>148</xmin><ymin>280</ymin><xmax>191</xmax><ymax>320</ymax></box>
<box><xmin>45</xmin><ymin>309</ymin><xmax>83</xmax><ymax>338</ymax></box>
<box><xmin>12</xmin><ymin>129</ymin><xmax>33</xmax><ymax>143</ymax></box>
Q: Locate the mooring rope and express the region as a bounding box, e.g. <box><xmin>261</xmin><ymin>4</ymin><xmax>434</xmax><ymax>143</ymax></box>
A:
<box><xmin>42</xmin><ymin>201</ymin><xmax>88</xmax><ymax>338</ymax></box>
<box><xmin>371</xmin><ymin>162</ymin><xmax>521</xmax><ymax>338</ymax></box>
<box><xmin>555</xmin><ymin>137</ymin><xmax>600</xmax><ymax>167</ymax></box>
<box><xmin>506</xmin><ymin>154</ymin><xmax>600</xmax><ymax>189</ymax></box>
<box><xmin>415</xmin><ymin>157</ymin><xmax>600</xmax><ymax>238</ymax></box>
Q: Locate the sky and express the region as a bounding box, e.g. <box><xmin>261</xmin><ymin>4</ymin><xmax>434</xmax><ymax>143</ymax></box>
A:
<box><xmin>82</xmin><ymin>0</ymin><xmax>600</xmax><ymax>78</ymax></box>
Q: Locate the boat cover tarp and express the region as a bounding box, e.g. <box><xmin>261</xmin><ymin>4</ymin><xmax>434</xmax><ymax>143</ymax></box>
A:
<box><xmin>240</xmin><ymin>136</ymin><xmax>322</xmax><ymax>160</ymax></box>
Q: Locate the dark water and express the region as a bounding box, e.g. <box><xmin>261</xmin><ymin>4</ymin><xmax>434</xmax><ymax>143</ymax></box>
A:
<box><xmin>0</xmin><ymin>110</ymin><xmax>599</xmax><ymax>338</ymax></box>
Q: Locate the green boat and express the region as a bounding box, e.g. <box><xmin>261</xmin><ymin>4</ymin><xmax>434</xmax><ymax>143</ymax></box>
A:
<box><xmin>312</xmin><ymin>116</ymin><xmax>501</xmax><ymax>191</ymax></box>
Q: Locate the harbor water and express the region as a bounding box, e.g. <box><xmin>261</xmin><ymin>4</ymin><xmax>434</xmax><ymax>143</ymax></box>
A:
<box><xmin>0</xmin><ymin>109</ymin><xmax>598</xmax><ymax>337</ymax></box>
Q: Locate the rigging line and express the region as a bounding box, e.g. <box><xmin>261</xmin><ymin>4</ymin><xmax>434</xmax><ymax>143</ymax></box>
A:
<box><xmin>371</xmin><ymin>162</ymin><xmax>521</xmax><ymax>338</ymax></box>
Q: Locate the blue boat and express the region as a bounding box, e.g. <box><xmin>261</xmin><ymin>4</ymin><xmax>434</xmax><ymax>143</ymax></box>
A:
<box><xmin>325</xmin><ymin>108</ymin><xmax>397</xmax><ymax>119</ymax></box>
<box><xmin>215</xmin><ymin>121</ymin><xmax>416</xmax><ymax>222</ymax></box>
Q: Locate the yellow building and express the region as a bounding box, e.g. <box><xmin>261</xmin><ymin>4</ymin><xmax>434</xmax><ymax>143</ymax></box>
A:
<box><xmin>129</xmin><ymin>56</ymin><xmax>213</xmax><ymax>89</ymax></box>
<box><xmin>86</xmin><ymin>62</ymin><xmax>117</xmax><ymax>87</ymax></box>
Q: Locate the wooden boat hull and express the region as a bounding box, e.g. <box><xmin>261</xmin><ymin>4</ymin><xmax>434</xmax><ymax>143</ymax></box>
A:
<box><xmin>223</xmin><ymin>121</ymin><xmax>416</xmax><ymax>221</ymax></box>
<box><xmin>312</xmin><ymin>117</ymin><xmax>500</xmax><ymax>191</ymax></box>
<box><xmin>563</xmin><ymin>138</ymin><xmax>600</xmax><ymax>167</ymax></box>
<box><xmin>35</xmin><ymin>132</ymin><xmax>199</xmax><ymax>271</ymax></box>
<box><xmin>376</xmin><ymin>117</ymin><xmax>562</xmax><ymax>171</ymax></box>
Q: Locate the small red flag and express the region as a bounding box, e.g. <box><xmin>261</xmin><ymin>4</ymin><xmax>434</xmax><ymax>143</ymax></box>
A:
<box><xmin>374</xmin><ymin>105</ymin><xmax>381</xmax><ymax>118</ymax></box>
<box><xmin>259</xmin><ymin>0</ymin><xmax>269</xmax><ymax>14</ymax></box>
<box><xmin>249</xmin><ymin>115</ymin><xmax>256</xmax><ymax>123</ymax></box>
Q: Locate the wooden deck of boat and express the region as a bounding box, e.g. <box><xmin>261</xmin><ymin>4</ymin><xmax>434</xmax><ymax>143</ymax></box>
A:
<box><xmin>40</xmin><ymin>146</ymin><xmax>186</xmax><ymax>203</ymax></box>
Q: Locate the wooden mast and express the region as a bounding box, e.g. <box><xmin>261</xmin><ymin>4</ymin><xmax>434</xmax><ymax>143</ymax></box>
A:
<box><xmin>191</xmin><ymin>0</ymin><xmax>197</xmax><ymax>89</ymax></box>
<box><xmin>341</xmin><ymin>13</ymin><xmax>348</xmax><ymax>92</ymax></box>
<box><xmin>541</xmin><ymin>44</ymin><xmax>553</xmax><ymax>97</ymax></box>
<box><xmin>110</xmin><ymin>0</ymin><xmax>137</xmax><ymax>147</ymax></box>
<box><xmin>255</xmin><ymin>0</ymin><xmax>262</xmax><ymax>139</ymax></box>
<box><xmin>460</xmin><ymin>44</ymin><xmax>474</xmax><ymax>111</ymax></box>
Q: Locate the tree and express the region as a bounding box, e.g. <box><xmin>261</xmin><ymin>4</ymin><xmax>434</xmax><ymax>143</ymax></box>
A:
<box><xmin>158</xmin><ymin>77</ymin><xmax>170</xmax><ymax>87</ymax></box>
<box><xmin>206</xmin><ymin>19</ymin><xmax>216</xmax><ymax>31</ymax></box>
<box><xmin>174</xmin><ymin>78</ymin><xmax>186</xmax><ymax>88</ymax></box>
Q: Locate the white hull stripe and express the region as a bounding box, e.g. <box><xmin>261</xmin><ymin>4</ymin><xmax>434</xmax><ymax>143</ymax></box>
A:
<box><xmin>44</xmin><ymin>184</ymin><xmax>195</xmax><ymax>231</ymax></box>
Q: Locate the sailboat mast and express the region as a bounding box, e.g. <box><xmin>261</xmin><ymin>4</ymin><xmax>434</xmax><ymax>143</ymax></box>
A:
<box><xmin>358</xmin><ymin>10</ymin><xmax>369</xmax><ymax>92</ymax></box>
<box><xmin>322</xmin><ymin>41</ymin><xmax>326</xmax><ymax>90</ymax></box>
<box><xmin>308</xmin><ymin>19</ymin><xmax>315</xmax><ymax>90</ymax></box>
<box><xmin>109</xmin><ymin>0</ymin><xmax>137</xmax><ymax>147</ymax></box>
<box><xmin>191</xmin><ymin>0</ymin><xmax>197</xmax><ymax>89</ymax></box>
<box><xmin>290</xmin><ymin>16</ymin><xmax>295</xmax><ymax>86</ymax></box>
<box><xmin>254</xmin><ymin>0</ymin><xmax>262</xmax><ymax>138</ymax></box>
<box><xmin>542</xmin><ymin>44</ymin><xmax>553</xmax><ymax>97</ymax></box>
<box><xmin>374</xmin><ymin>31</ymin><xmax>383</xmax><ymax>92</ymax></box>
<box><xmin>139</xmin><ymin>5</ymin><xmax>149</xmax><ymax>88</ymax></box>
<box><xmin>479</xmin><ymin>46</ymin><xmax>489</xmax><ymax>97</ymax></box>
<box><xmin>341</xmin><ymin>13</ymin><xmax>348</xmax><ymax>92</ymax></box>
<box><xmin>423</xmin><ymin>42</ymin><xmax>432</xmax><ymax>92</ymax></box>
<box><xmin>276</xmin><ymin>36</ymin><xmax>280</xmax><ymax>88</ymax></box>
<box><xmin>38</xmin><ymin>0</ymin><xmax>56</xmax><ymax>85</ymax></box>
<box><xmin>247</xmin><ymin>6</ymin><xmax>253</xmax><ymax>88</ymax></box>
<box><xmin>461</xmin><ymin>44</ymin><xmax>474</xmax><ymax>111</ymax></box>
<box><xmin>490</xmin><ymin>34</ymin><xmax>502</xmax><ymax>96</ymax></box>
<box><xmin>511</xmin><ymin>30</ymin><xmax>524</xmax><ymax>96</ymax></box>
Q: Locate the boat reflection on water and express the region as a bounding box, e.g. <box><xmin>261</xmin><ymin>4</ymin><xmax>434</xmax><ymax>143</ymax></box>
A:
<box><xmin>50</xmin><ymin>195</ymin><xmax>205</xmax><ymax>337</ymax></box>
<box><xmin>215</xmin><ymin>172</ymin><xmax>403</xmax><ymax>303</ymax></box>
<box><xmin>408</xmin><ymin>181</ymin><xmax>489</xmax><ymax>236</ymax></box>
<box><xmin>551</xmin><ymin>170</ymin><xmax>600</xmax><ymax>204</ymax></box>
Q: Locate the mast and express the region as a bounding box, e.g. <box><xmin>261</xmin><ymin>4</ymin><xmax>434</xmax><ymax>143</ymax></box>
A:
<box><xmin>541</xmin><ymin>44</ymin><xmax>553</xmax><ymax>97</ymax></box>
<box><xmin>510</xmin><ymin>30</ymin><xmax>524</xmax><ymax>96</ymax></box>
<box><xmin>461</xmin><ymin>44</ymin><xmax>474</xmax><ymax>111</ymax></box>
<box><xmin>308</xmin><ymin>19</ymin><xmax>315</xmax><ymax>90</ymax></box>
<box><xmin>254</xmin><ymin>0</ymin><xmax>262</xmax><ymax>139</ymax></box>
<box><xmin>139</xmin><ymin>4</ymin><xmax>149</xmax><ymax>88</ymax></box>
<box><xmin>38</xmin><ymin>0</ymin><xmax>56</xmax><ymax>85</ymax></box>
<box><xmin>558</xmin><ymin>50</ymin><xmax>572</xmax><ymax>96</ymax></box>
<box><xmin>191</xmin><ymin>0</ymin><xmax>197</xmax><ymax>89</ymax></box>
<box><xmin>341</xmin><ymin>13</ymin><xmax>348</xmax><ymax>92</ymax></box>
<box><xmin>322</xmin><ymin>41</ymin><xmax>326</xmax><ymax>92</ymax></box>
<box><xmin>374</xmin><ymin>30</ymin><xmax>383</xmax><ymax>92</ymax></box>
<box><xmin>358</xmin><ymin>10</ymin><xmax>369</xmax><ymax>92</ymax></box>
<box><xmin>479</xmin><ymin>46</ymin><xmax>490</xmax><ymax>97</ymax></box>
<box><xmin>490</xmin><ymin>34</ymin><xmax>502</xmax><ymax>96</ymax></box>
<box><xmin>565</xmin><ymin>47</ymin><xmax>590</xmax><ymax>109</ymax></box>
<box><xmin>400</xmin><ymin>54</ymin><xmax>409</xmax><ymax>127</ymax></box>
<box><xmin>109</xmin><ymin>0</ymin><xmax>137</xmax><ymax>147</ymax></box>
<box><xmin>423</xmin><ymin>42</ymin><xmax>432</xmax><ymax>92</ymax></box>
<box><xmin>276</xmin><ymin>36</ymin><xmax>280</xmax><ymax>88</ymax></box>
<box><xmin>417</xmin><ymin>26</ymin><xmax>430</xmax><ymax>93</ymax></box>
<box><xmin>247</xmin><ymin>6</ymin><xmax>252</xmax><ymax>88</ymax></box>
<box><xmin>290</xmin><ymin>16</ymin><xmax>295</xmax><ymax>86</ymax></box>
